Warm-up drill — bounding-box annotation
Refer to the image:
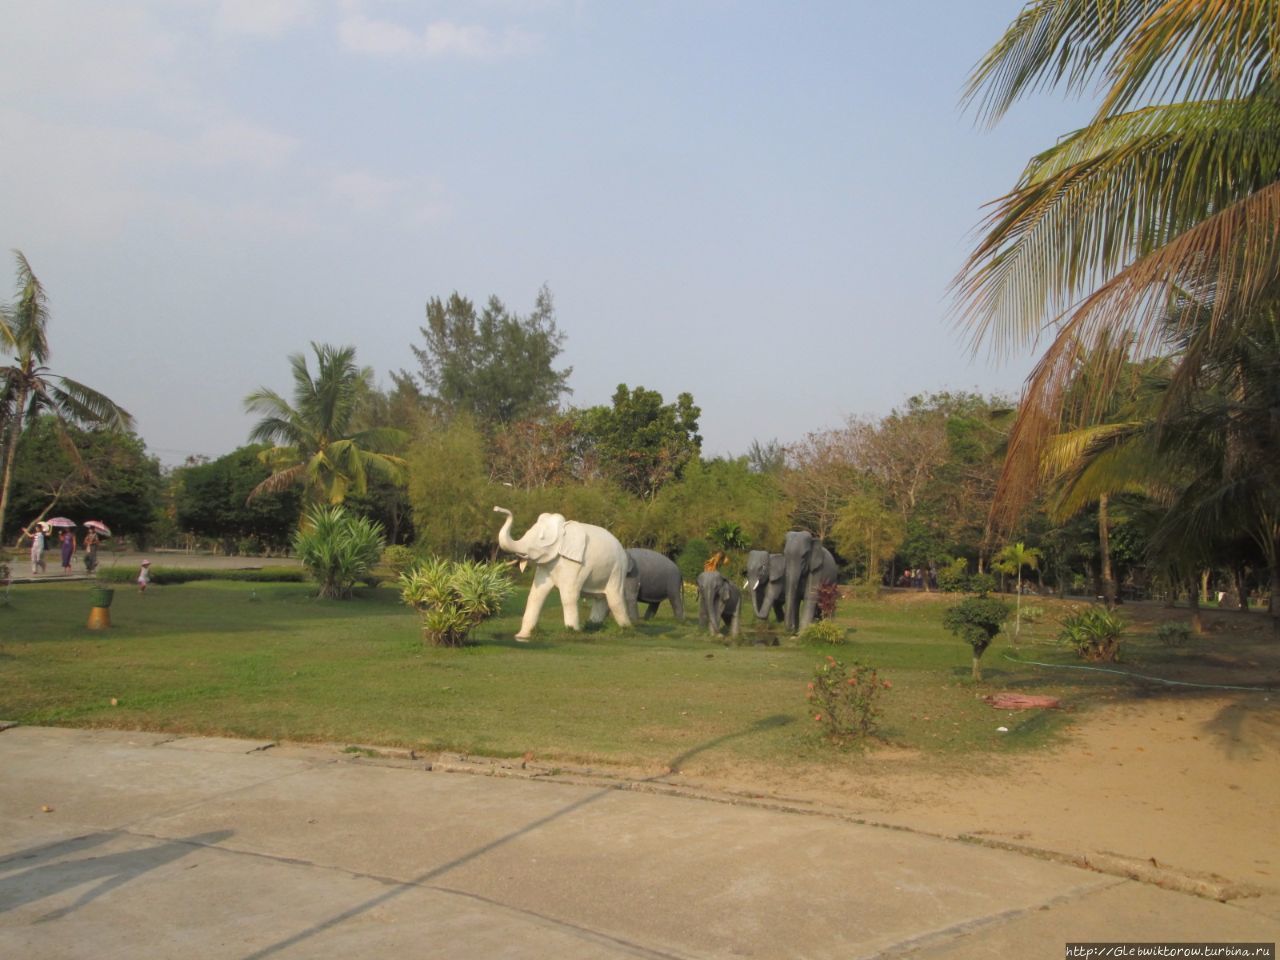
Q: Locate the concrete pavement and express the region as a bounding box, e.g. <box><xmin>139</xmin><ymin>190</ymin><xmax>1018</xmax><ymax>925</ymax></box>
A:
<box><xmin>1</xmin><ymin>726</ymin><xmax>1275</xmax><ymax>959</ymax></box>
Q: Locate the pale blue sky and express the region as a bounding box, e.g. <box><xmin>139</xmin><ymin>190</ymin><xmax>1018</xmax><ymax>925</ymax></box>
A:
<box><xmin>0</xmin><ymin>1</ymin><xmax>1094</xmax><ymax>464</ymax></box>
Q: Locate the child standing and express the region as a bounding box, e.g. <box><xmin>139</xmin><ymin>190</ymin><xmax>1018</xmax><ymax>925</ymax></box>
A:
<box><xmin>137</xmin><ymin>559</ymin><xmax>152</xmax><ymax>594</ymax></box>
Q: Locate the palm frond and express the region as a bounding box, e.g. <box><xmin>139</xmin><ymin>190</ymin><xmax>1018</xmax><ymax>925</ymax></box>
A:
<box><xmin>955</xmin><ymin>96</ymin><xmax>1280</xmax><ymax>357</ymax></box>
<box><xmin>47</xmin><ymin>376</ymin><xmax>133</xmax><ymax>430</ymax></box>
<box><xmin>963</xmin><ymin>0</ymin><xmax>1153</xmax><ymax>127</ymax></box>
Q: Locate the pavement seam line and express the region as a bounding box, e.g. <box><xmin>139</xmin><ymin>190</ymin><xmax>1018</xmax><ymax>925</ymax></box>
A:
<box><xmin>852</xmin><ymin>877</ymin><xmax>1130</xmax><ymax>960</ymax></box>
<box><xmin>112</xmin><ymin>826</ymin><xmax>692</xmax><ymax>960</ymax></box>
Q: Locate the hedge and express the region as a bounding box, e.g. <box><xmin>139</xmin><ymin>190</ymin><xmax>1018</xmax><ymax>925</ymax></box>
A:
<box><xmin>98</xmin><ymin>566</ymin><xmax>306</xmax><ymax>585</ymax></box>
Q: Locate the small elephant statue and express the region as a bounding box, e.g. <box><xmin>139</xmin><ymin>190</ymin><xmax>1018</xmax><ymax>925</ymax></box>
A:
<box><xmin>696</xmin><ymin>570</ymin><xmax>741</xmax><ymax>638</ymax></box>
<box><xmin>494</xmin><ymin>506</ymin><xmax>633</xmax><ymax>641</ymax></box>
<box><xmin>782</xmin><ymin>530</ymin><xmax>839</xmax><ymax>634</ymax></box>
<box><xmin>745</xmin><ymin>550</ymin><xmax>786</xmax><ymax>624</ymax></box>
<box><xmin>624</xmin><ymin>548</ymin><xmax>685</xmax><ymax>622</ymax></box>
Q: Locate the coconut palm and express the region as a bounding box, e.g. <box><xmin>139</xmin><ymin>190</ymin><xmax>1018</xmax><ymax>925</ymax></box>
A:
<box><xmin>245</xmin><ymin>343</ymin><xmax>408</xmax><ymax>508</ymax></box>
<box><xmin>993</xmin><ymin>541</ymin><xmax>1042</xmax><ymax>642</ymax></box>
<box><xmin>0</xmin><ymin>252</ymin><xmax>133</xmax><ymax>540</ymax></box>
<box><xmin>957</xmin><ymin>1</ymin><xmax>1280</xmax><ymax>529</ymax></box>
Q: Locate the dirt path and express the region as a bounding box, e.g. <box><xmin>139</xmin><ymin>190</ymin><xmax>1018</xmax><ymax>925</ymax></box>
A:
<box><xmin>672</xmin><ymin>690</ymin><xmax>1280</xmax><ymax>900</ymax></box>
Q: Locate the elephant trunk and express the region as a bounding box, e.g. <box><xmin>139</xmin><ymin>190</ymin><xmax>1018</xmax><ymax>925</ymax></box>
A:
<box><xmin>785</xmin><ymin>564</ymin><xmax>803</xmax><ymax>633</ymax></box>
<box><xmin>493</xmin><ymin>506</ymin><xmax>522</xmax><ymax>556</ymax></box>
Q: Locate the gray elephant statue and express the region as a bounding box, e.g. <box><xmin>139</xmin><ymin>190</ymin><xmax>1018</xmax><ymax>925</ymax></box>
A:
<box><xmin>494</xmin><ymin>506</ymin><xmax>633</xmax><ymax>641</ymax></box>
<box><xmin>624</xmin><ymin>548</ymin><xmax>685</xmax><ymax>622</ymax></box>
<box><xmin>745</xmin><ymin>550</ymin><xmax>786</xmax><ymax>623</ymax></box>
<box><xmin>782</xmin><ymin>530</ymin><xmax>839</xmax><ymax>635</ymax></box>
<box><xmin>696</xmin><ymin>570</ymin><xmax>741</xmax><ymax>638</ymax></box>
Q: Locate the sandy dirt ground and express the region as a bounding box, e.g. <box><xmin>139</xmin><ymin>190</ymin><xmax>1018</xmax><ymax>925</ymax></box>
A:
<box><xmin>648</xmin><ymin>597</ymin><xmax>1280</xmax><ymax>904</ymax></box>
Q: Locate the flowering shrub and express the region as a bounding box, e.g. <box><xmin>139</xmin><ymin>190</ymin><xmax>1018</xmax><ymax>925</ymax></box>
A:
<box><xmin>816</xmin><ymin>581</ymin><xmax>839</xmax><ymax>619</ymax></box>
<box><xmin>806</xmin><ymin>655</ymin><xmax>888</xmax><ymax>745</ymax></box>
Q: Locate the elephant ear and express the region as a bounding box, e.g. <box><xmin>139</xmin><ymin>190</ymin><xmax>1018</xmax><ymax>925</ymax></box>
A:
<box><xmin>527</xmin><ymin>513</ymin><xmax>566</xmax><ymax>564</ymax></box>
<box><xmin>768</xmin><ymin>555</ymin><xmax>786</xmax><ymax>582</ymax></box>
<box><xmin>559</xmin><ymin>521</ymin><xmax>587</xmax><ymax>564</ymax></box>
<box><xmin>807</xmin><ymin>538</ymin><xmax>825</xmax><ymax>573</ymax></box>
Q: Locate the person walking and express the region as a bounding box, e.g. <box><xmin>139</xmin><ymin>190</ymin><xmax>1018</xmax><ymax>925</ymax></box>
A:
<box><xmin>21</xmin><ymin>523</ymin><xmax>47</xmax><ymax>575</ymax></box>
<box><xmin>137</xmin><ymin>559</ymin><xmax>152</xmax><ymax>594</ymax></box>
<box><xmin>83</xmin><ymin>529</ymin><xmax>99</xmax><ymax>574</ymax></box>
<box><xmin>59</xmin><ymin>529</ymin><xmax>77</xmax><ymax>574</ymax></box>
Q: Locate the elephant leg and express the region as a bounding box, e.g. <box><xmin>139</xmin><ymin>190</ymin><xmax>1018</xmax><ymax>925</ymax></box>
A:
<box><xmin>517</xmin><ymin>570</ymin><xmax>556</xmax><ymax>640</ymax></box>
<box><xmin>604</xmin><ymin>581</ymin><xmax>633</xmax><ymax>628</ymax></box>
<box><xmin>671</xmin><ymin>591</ymin><xmax>685</xmax><ymax>622</ymax></box>
<box><xmin>560</xmin><ymin>581</ymin><xmax>584</xmax><ymax>631</ymax></box>
<box><xmin>624</xmin><ymin>580</ymin><xmax>640</xmax><ymax>624</ymax></box>
<box><xmin>643</xmin><ymin>602</ymin><xmax>658</xmax><ymax>620</ymax></box>
<box><xmin>587</xmin><ymin>597</ymin><xmax>608</xmax><ymax>625</ymax></box>
<box><xmin>729</xmin><ymin>604</ymin><xmax>740</xmax><ymax>638</ymax></box>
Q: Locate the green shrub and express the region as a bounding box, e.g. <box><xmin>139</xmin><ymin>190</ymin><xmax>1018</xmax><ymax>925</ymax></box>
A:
<box><xmin>1020</xmin><ymin>604</ymin><xmax>1046</xmax><ymax>624</ymax></box>
<box><xmin>399</xmin><ymin>557</ymin><xmax>513</xmax><ymax>646</ymax></box>
<box><xmin>966</xmin><ymin>572</ymin><xmax>997</xmax><ymax>594</ymax></box>
<box><xmin>99</xmin><ymin>566</ymin><xmax>306</xmax><ymax>585</ymax></box>
<box><xmin>1059</xmin><ymin>607</ymin><xmax>1126</xmax><ymax>661</ymax></box>
<box><xmin>937</xmin><ymin>557</ymin><xmax>969</xmax><ymax>592</ymax></box>
<box><xmin>806</xmin><ymin>655</ymin><xmax>888</xmax><ymax>745</ymax></box>
<box><xmin>798</xmin><ymin>620</ymin><xmax>850</xmax><ymax>646</ymax></box>
<box><xmin>1155</xmin><ymin>621</ymin><xmax>1192</xmax><ymax>647</ymax></box>
<box><xmin>942</xmin><ymin>595</ymin><xmax>1011</xmax><ymax>681</ymax></box>
<box><xmin>380</xmin><ymin>545</ymin><xmax>417</xmax><ymax>577</ymax></box>
<box><xmin>294</xmin><ymin>505</ymin><xmax>386</xmax><ymax>600</ymax></box>
<box><xmin>676</xmin><ymin>537</ymin><xmax>711</xmax><ymax>583</ymax></box>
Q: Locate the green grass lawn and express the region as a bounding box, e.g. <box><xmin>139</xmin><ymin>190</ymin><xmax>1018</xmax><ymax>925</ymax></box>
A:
<box><xmin>1</xmin><ymin>578</ymin><xmax>1255</xmax><ymax>772</ymax></box>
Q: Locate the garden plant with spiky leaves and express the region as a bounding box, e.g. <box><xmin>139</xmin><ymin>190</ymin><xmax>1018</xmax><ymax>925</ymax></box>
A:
<box><xmin>0</xmin><ymin>252</ymin><xmax>133</xmax><ymax>541</ymax></box>
<box><xmin>245</xmin><ymin>343</ymin><xmax>407</xmax><ymax>510</ymax></box>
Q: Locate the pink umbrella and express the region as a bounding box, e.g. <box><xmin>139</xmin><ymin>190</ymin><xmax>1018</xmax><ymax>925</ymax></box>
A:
<box><xmin>45</xmin><ymin>517</ymin><xmax>76</xmax><ymax>528</ymax></box>
<box><xmin>83</xmin><ymin>520</ymin><xmax>112</xmax><ymax>536</ymax></box>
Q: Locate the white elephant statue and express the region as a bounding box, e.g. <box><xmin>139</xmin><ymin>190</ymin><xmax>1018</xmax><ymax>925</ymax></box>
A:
<box><xmin>493</xmin><ymin>506</ymin><xmax>634</xmax><ymax>641</ymax></box>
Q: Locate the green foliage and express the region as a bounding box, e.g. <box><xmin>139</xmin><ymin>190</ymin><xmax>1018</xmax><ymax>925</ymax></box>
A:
<box><xmin>6</xmin><ymin>416</ymin><xmax>162</xmax><ymax>544</ymax></box>
<box><xmin>173</xmin><ymin>444</ymin><xmax>301</xmax><ymax>552</ymax></box>
<box><xmin>942</xmin><ymin>596</ymin><xmax>1011</xmax><ymax>680</ymax></box>
<box><xmin>707</xmin><ymin>520</ymin><xmax>749</xmax><ymax>552</ymax></box>
<box><xmin>99</xmin><ymin>566</ymin><xmax>306</xmax><ymax>585</ymax></box>
<box><xmin>830</xmin><ymin>490</ymin><xmax>904</xmax><ymax>584</ymax></box>
<box><xmin>806</xmin><ymin>655</ymin><xmax>887</xmax><ymax>745</ymax></box>
<box><xmin>1059</xmin><ymin>607</ymin><xmax>1126</xmax><ymax>662</ymax></box>
<box><xmin>399</xmin><ymin>557</ymin><xmax>513</xmax><ymax>646</ymax></box>
<box><xmin>937</xmin><ymin>557</ymin><xmax>969</xmax><ymax>592</ymax></box>
<box><xmin>380</xmin><ymin>545</ymin><xmax>417</xmax><ymax>576</ymax></box>
<box><xmin>245</xmin><ymin>343</ymin><xmax>407</xmax><ymax>507</ymax></box>
<box><xmin>580</xmin><ymin>384</ymin><xmax>702</xmax><ymax>498</ymax></box>
<box><xmin>409</xmin><ymin>286</ymin><xmax>571</xmax><ymax>425</ymax></box>
<box><xmin>405</xmin><ymin>414</ymin><xmax>494</xmax><ymax>558</ymax></box>
<box><xmin>798</xmin><ymin>620</ymin><xmax>849</xmax><ymax>646</ymax></box>
<box><xmin>293</xmin><ymin>505</ymin><xmax>385</xmax><ymax>599</ymax></box>
<box><xmin>645</xmin><ymin>457</ymin><xmax>788</xmax><ymax>555</ymax></box>
<box><xmin>676</xmin><ymin>537</ymin><xmax>711</xmax><ymax>583</ymax></box>
<box><xmin>1155</xmin><ymin>621</ymin><xmax>1192</xmax><ymax>647</ymax></box>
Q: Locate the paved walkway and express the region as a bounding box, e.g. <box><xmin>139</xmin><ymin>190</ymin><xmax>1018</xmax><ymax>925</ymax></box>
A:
<box><xmin>1</xmin><ymin>726</ymin><xmax>1275</xmax><ymax>959</ymax></box>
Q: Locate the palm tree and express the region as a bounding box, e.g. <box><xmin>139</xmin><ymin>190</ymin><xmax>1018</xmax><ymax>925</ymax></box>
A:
<box><xmin>244</xmin><ymin>343</ymin><xmax>408</xmax><ymax>509</ymax></box>
<box><xmin>957</xmin><ymin>1</ymin><xmax>1280</xmax><ymax>529</ymax></box>
<box><xmin>0</xmin><ymin>252</ymin><xmax>133</xmax><ymax>540</ymax></box>
<box><xmin>993</xmin><ymin>541</ymin><xmax>1042</xmax><ymax>643</ymax></box>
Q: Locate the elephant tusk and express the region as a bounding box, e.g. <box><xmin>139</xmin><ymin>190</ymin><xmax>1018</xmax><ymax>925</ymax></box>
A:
<box><xmin>518</xmin><ymin>559</ymin><xmax>528</xmax><ymax>573</ymax></box>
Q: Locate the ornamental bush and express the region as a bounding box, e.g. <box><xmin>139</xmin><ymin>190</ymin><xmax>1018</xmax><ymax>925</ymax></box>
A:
<box><xmin>293</xmin><ymin>505</ymin><xmax>385</xmax><ymax>599</ymax></box>
<box><xmin>1059</xmin><ymin>606</ymin><xmax>1126</xmax><ymax>662</ymax></box>
<box><xmin>806</xmin><ymin>655</ymin><xmax>888</xmax><ymax>745</ymax></box>
<box><xmin>942</xmin><ymin>595</ymin><xmax>1011</xmax><ymax>681</ymax></box>
<box><xmin>399</xmin><ymin>557</ymin><xmax>513</xmax><ymax>647</ymax></box>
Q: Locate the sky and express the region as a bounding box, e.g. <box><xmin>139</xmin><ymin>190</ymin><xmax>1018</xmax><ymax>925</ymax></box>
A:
<box><xmin>0</xmin><ymin>1</ymin><xmax>1098</xmax><ymax>466</ymax></box>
